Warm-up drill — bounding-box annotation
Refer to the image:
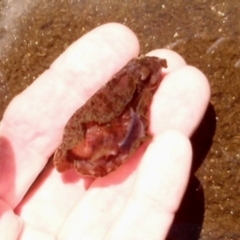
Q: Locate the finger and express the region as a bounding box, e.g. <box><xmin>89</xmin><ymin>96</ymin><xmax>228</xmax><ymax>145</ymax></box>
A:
<box><xmin>0</xmin><ymin>23</ymin><xmax>139</xmax><ymax>207</ymax></box>
<box><xmin>148</xmin><ymin>49</ymin><xmax>210</xmax><ymax>137</ymax></box>
<box><xmin>147</xmin><ymin>49</ymin><xmax>187</xmax><ymax>74</ymax></box>
<box><xmin>104</xmin><ymin>130</ymin><xmax>192</xmax><ymax>240</ymax></box>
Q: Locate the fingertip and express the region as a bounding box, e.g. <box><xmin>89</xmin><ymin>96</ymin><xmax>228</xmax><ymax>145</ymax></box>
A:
<box><xmin>146</xmin><ymin>49</ymin><xmax>187</xmax><ymax>74</ymax></box>
<box><xmin>51</xmin><ymin>22</ymin><xmax>140</xmax><ymax>76</ymax></box>
<box><xmin>181</xmin><ymin>65</ymin><xmax>211</xmax><ymax>103</ymax></box>
<box><xmin>153</xmin><ymin>129</ymin><xmax>192</xmax><ymax>155</ymax></box>
<box><xmin>150</xmin><ymin>64</ymin><xmax>210</xmax><ymax>137</ymax></box>
<box><xmin>95</xmin><ymin>22</ymin><xmax>140</xmax><ymax>51</ymax></box>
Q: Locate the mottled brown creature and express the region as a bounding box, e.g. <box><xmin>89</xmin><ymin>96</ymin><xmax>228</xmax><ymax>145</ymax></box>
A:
<box><xmin>53</xmin><ymin>56</ymin><xmax>167</xmax><ymax>177</ymax></box>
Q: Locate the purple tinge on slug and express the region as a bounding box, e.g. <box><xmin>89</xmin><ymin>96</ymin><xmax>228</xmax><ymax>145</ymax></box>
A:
<box><xmin>53</xmin><ymin>56</ymin><xmax>167</xmax><ymax>177</ymax></box>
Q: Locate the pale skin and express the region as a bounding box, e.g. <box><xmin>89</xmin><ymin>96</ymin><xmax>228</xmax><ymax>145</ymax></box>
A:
<box><xmin>0</xmin><ymin>23</ymin><xmax>210</xmax><ymax>240</ymax></box>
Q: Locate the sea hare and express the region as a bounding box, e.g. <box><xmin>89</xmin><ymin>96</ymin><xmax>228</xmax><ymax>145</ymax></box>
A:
<box><xmin>53</xmin><ymin>56</ymin><xmax>167</xmax><ymax>177</ymax></box>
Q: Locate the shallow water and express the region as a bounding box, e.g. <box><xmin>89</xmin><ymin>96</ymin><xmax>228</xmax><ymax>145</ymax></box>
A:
<box><xmin>0</xmin><ymin>0</ymin><xmax>240</xmax><ymax>239</ymax></box>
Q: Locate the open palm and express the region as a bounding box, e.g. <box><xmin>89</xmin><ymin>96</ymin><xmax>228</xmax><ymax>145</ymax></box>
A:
<box><xmin>0</xmin><ymin>23</ymin><xmax>210</xmax><ymax>240</ymax></box>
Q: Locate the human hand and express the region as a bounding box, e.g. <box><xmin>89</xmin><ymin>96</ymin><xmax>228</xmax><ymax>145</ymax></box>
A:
<box><xmin>0</xmin><ymin>23</ymin><xmax>210</xmax><ymax>240</ymax></box>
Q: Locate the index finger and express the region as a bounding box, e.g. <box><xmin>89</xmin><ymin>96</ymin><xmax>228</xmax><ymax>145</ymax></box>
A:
<box><xmin>0</xmin><ymin>23</ymin><xmax>140</xmax><ymax>207</ymax></box>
